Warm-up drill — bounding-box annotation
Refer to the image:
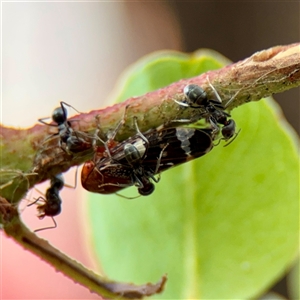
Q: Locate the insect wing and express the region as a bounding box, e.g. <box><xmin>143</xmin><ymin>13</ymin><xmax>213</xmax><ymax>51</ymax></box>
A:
<box><xmin>142</xmin><ymin>127</ymin><xmax>213</xmax><ymax>173</ymax></box>
<box><xmin>81</xmin><ymin>160</ymin><xmax>133</xmax><ymax>194</ymax></box>
<box><xmin>81</xmin><ymin>127</ymin><xmax>213</xmax><ymax>195</ymax></box>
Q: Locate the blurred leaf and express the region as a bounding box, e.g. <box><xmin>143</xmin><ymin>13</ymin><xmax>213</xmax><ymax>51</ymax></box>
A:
<box><xmin>110</xmin><ymin>49</ymin><xmax>229</xmax><ymax>102</ymax></box>
<box><xmin>86</xmin><ymin>50</ymin><xmax>299</xmax><ymax>299</ymax></box>
<box><xmin>288</xmin><ymin>259</ymin><xmax>299</xmax><ymax>300</ymax></box>
<box><xmin>0</xmin><ymin>169</ymin><xmax>35</xmax><ymax>203</ymax></box>
<box><xmin>259</xmin><ymin>292</ymin><xmax>287</xmax><ymax>300</ymax></box>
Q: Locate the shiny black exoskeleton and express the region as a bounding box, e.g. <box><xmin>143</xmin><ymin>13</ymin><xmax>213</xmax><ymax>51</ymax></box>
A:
<box><xmin>35</xmin><ymin>174</ymin><xmax>64</xmax><ymax>219</ymax></box>
<box><xmin>39</xmin><ymin>102</ymin><xmax>90</xmax><ymax>153</ymax></box>
<box><xmin>183</xmin><ymin>84</ymin><xmax>237</xmax><ymax>142</ymax></box>
<box><xmin>29</xmin><ymin>173</ymin><xmax>65</xmax><ymax>232</ymax></box>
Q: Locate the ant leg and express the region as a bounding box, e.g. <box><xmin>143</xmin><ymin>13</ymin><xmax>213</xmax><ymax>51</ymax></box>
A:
<box><xmin>38</xmin><ymin>116</ymin><xmax>58</xmax><ymax>126</ymax></box>
<box><xmin>27</xmin><ymin>196</ymin><xmax>43</xmax><ymax>207</ymax></box>
<box><xmin>153</xmin><ymin>143</ymin><xmax>169</xmax><ymax>175</ymax></box>
<box><xmin>34</xmin><ymin>217</ymin><xmax>57</xmax><ymax>232</ymax></box>
<box><xmin>223</xmin><ymin>128</ymin><xmax>241</xmax><ymax>147</ymax></box>
<box><xmin>133</xmin><ymin>116</ymin><xmax>149</xmax><ymax>145</ymax></box>
<box><xmin>115</xmin><ymin>193</ymin><xmax>140</xmax><ymax>200</ymax></box>
<box><xmin>94</xmin><ymin>105</ymin><xmax>130</xmax><ymax>159</ymax></box>
<box><xmin>93</xmin><ymin>115</ymin><xmax>106</xmax><ymax>142</ymax></box>
<box><xmin>209</xmin><ymin>117</ymin><xmax>220</xmax><ymax>136</ymax></box>
<box><xmin>131</xmin><ymin>173</ymin><xmax>144</xmax><ymax>189</ymax></box>
<box><xmin>60</xmin><ymin>101</ymin><xmax>82</xmax><ymax>115</ymax></box>
<box><xmin>206</xmin><ymin>75</ymin><xmax>222</xmax><ymax>103</ymax></box>
<box><xmin>206</xmin><ymin>75</ymin><xmax>241</xmax><ymax>109</ymax></box>
<box><xmin>173</xmin><ymin>98</ymin><xmax>190</xmax><ymax>107</ymax></box>
<box><xmin>63</xmin><ymin>167</ymin><xmax>78</xmax><ymax>189</ymax></box>
<box><xmin>145</xmin><ymin>143</ymin><xmax>169</xmax><ymax>185</ymax></box>
<box><xmin>107</xmin><ymin>104</ymin><xmax>130</xmax><ymax>141</ymax></box>
<box><xmin>59</xmin><ymin>102</ymin><xmax>85</xmax><ymax>130</ymax></box>
<box><xmin>93</xmin><ymin>115</ymin><xmax>114</xmax><ymax>159</ymax></box>
<box><xmin>223</xmin><ymin>89</ymin><xmax>241</xmax><ymax>109</ymax></box>
<box><xmin>59</xmin><ymin>102</ymin><xmax>68</xmax><ymax>121</ymax></box>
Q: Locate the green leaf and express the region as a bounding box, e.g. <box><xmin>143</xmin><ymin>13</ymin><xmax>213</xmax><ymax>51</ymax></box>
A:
<box><xmin>86</xmin><ymin>50</ymin><xmax>299</xmax><ymax>299</ymax></box>
<box><xmin>111</xmin><ymin>49</ymin><xmax>229</xmax><ymax>102</ymax></box>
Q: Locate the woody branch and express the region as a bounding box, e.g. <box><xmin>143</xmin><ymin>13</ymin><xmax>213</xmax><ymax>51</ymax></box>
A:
<box><xmin>1</xmin><ymin>43</ymin><xmax>299</xmax><ymax>202</ymax></box>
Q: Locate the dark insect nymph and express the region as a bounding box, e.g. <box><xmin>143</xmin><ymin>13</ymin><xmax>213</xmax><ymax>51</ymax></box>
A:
<box><xmin>81</xmin><ymin>117</ymin><xmax>214</xmax><ymax>196</ymax></box>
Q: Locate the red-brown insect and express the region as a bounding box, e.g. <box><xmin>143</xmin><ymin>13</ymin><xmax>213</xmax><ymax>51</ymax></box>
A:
<box><xmin>81</xmin><ymin>123</ymin><xmax>214</xmax><ymax>196</ymax></box>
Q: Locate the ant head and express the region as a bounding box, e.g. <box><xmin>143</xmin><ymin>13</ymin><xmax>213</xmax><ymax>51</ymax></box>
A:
<box><xmin>221</xmin><ymin>119</ymin><xmax>236</xmax><ymax>140</ymax></box>
<box><xmin>37</xmin><ymin>200</ymin><xmax>62</xmax><ymax>218</ymax></box>
<box><xmin>184</xmin><ymin>84</ymin><xmax>208</xmax><ymax>106</ymax></box>
<box><xmin>52</xmin><ymin>106</ymin><xmax>67</xmax><ymax>125</ymax></box>
<box><xmin>138</xmin><ymin>182</ymin><xmax>155</xmax><ymax>196</ymax></box>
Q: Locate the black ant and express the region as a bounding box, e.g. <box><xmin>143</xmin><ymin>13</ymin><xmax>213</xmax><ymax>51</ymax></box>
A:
<box><xmin>39</xmin><ymin>102</ymin><xmax>92</xmax><ymax>153</ymax></box>
<box><xmin>29</xmin><ymin>174</ymin><xmax>64</xmax><ymax>232</ymax></box>
<box><xmin>176</xmin><ymin>80</ymin><xmax>239</xmax><ymax>145</ymax></box>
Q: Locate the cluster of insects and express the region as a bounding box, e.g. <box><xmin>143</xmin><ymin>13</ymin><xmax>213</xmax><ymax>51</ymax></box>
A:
<box><xmin>31</xmin><ymin>81</ymin><xmax>238</xmax><ymax>230</ymax></box>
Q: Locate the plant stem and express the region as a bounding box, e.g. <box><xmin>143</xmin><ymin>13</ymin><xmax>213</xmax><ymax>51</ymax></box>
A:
<box><xmin>0</xmin><ymin>42</ymin><xmax>299</xmax><ymax>299</ymax></box>
<box><xmin>1</xmin><ymin>43</ymin><xmax>299</xmax><ymax>198</ymax></box>
<box><xmin>1</xmin><ymin>196</ymin><xmax>167</xmax><ymax>299</ymax></box>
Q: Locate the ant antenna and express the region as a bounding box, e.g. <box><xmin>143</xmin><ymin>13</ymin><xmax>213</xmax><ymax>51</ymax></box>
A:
<box><xmin>33</xmin><ymin>217</ymin><xmax>57</xmax><ymax>232</ymax></box>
